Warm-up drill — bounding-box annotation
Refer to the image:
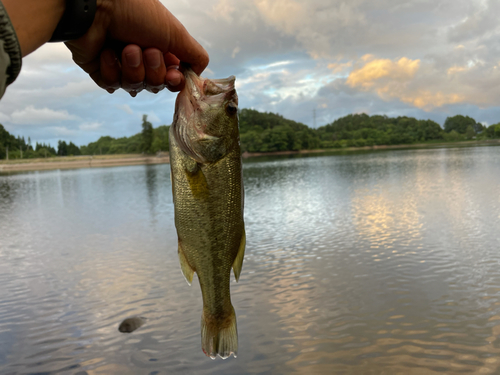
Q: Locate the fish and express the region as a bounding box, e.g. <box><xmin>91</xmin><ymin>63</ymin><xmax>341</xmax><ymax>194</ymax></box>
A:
<box><xmin>118</xmin><ymin>316</ymin><xmax>146</xmax><ymax>333</ymax></box>
<box><xmin>169</xmin><ymin>67</ymin><xmax>245</xmax><ymax>359</ymax></box>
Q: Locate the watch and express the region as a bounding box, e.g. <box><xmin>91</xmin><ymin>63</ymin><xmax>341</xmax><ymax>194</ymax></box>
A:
<box><xmin>49</xmin><ymin>0</ymin><xmax>97</xmax><ymax>43</ymax></box>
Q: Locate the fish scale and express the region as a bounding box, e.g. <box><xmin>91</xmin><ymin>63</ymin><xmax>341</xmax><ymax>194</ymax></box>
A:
<box><xmin>169</xmin><ymin>67</ymin><xmax>245</xmax><ymax>359</ymax></box>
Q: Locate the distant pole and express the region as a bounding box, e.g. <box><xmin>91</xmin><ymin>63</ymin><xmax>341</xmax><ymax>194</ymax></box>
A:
<box><xmin>6</xmin><ymin>146</ymin><xmax>8</xmax><ymax>160</ymax></box>
<box><xmin>313</xmin><ymin>108</ymin><xmax>316</xmax><ymax>128</ymax></box>
<box><xmin>20</xmin><ymin>146</ymin><xmax>22</xmax><ymax>159</ymax></box>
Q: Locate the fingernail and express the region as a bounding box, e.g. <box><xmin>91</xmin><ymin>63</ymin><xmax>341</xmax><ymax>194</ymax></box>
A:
<box><xmin>152</xmin><ymin>88</ymin><xmax>159</xmax><ymax>94</ymax></box>
<box><xmin>145</xmin><ymin>51</ymin><xmax>161</xmax><ymax>69</ymax></box>
<box><xmin>104</xmin><ymin>52</ymin><xmax>117</xmax><ymax>66</ymax></box>
<box><xmin>125</xmin><ymin>52</ymin><xmax>141</xmax><ymax>68</ymax></box>
<box><xmin>129</xmin><ymin>90</ymin><xmax>137</xmax><ymax>97</ymax></box>
<box><xmin>167</xmin><ymin>77</ymin><xmax>181</xmax><ymax>87</ymax></box>
<box><xmin>107</xmin><ymin>88</ymin><xmax>115</xmax><ymax>94</ymax></box>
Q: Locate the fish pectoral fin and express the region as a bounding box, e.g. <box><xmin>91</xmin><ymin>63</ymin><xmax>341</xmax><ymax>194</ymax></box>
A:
<box><xmin>178</xmin><ymin>242</ymin><xmax>195</xmax><ymax>286</ymax></box>
<box><xmin>232</xmin><ymin>228</ymin><xmax>246</xmax><ymax>282</ymax></box>
<box><xmin>185</xmin><ymin>164</ymin><xmax>209</xmax><ymax>200</ymax></box>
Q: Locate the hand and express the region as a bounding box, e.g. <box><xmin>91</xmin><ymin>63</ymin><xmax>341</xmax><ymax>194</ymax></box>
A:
<box><xmin>65</xmin><ymin>0</ymin><xmax>209</xmax><ymax>96</ymax></box>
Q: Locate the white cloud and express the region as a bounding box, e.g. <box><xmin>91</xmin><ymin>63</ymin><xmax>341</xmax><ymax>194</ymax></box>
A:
<box><xmin>11</xmin><ymin>106</ymin><xmax>80</xmax><ymax>124</ymax></box>
<box><xmin>48</xmin><ymin>126</ymin><xmax>78</xmax><ymax>137</ymax></box>
<box><xmin>3</xmin><ymin>0</ymin><xmax>500</xmax><ymax>143</ymax></box>
<box><xmin>117</xmin><ymin>104</ymin><xmax>134</xmax><ymax>115</ymax></box>
<box><xmin>25</xmin><ymin>43</ymin><xmax>73</xmax><ymax>63</ymax></box>
<box><xmin>79</xmin><ymin>122</ymin><xmax>102</xmax><ymax>131</ymax></box>
<box><xmin>0</xmin><ymin>111</ymin><xmax>10</xmax><ymax>123</ymax></box>
<box><xmin>232</xmin><ymin>46</ymin><xmax>241</xmax><ymax>58</ymax></box>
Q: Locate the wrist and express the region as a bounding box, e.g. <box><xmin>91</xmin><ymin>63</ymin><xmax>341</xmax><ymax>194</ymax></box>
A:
<box><xmin>2</xmin><ymin>0</ymin><xmax>65</xmax><ymax>56</ymax></box>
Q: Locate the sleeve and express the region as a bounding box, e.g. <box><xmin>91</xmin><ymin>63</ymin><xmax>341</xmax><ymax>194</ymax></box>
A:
<box><xmin>0</xmin><ymin>1</ymin><xmax>22</xmax><ymax>99</ymax></box>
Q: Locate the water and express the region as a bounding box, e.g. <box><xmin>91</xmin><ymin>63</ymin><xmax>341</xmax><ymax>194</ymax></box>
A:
<box><xmin>0</xmin><ymin>146</ymin><xmax>500</xmax><ymax>374</ymax></box>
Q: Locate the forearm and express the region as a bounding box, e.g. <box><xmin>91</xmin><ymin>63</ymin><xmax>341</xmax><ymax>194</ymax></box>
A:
<box><xmin>2</xmin><ymin>0</ymin><xmax>65</xmax><ymax>56</ymax></box>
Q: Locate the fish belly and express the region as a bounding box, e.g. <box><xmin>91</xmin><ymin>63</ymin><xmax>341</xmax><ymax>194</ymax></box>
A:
<box><xmin>169</xmin><ymin>128</ymin><xmax>245</xmax><ymax>359</ymax></box>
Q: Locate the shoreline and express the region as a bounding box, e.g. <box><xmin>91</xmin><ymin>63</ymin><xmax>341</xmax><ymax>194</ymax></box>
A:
<box><xmin>241</xmin><ymin>139</ymin><xmax>500</xmax><ymax>158</ymax></box>
<box><xmin>1</xmin><ymin>140</ymin><xmax>499</xmax><ymax>173</ymax></box>
<box><xmin>0</xmin><ymin>154</ymin><xmax>170</xmax><ymax>173</ymax></box>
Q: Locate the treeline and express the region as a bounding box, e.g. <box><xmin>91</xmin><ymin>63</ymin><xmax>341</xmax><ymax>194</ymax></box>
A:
<box><xmin>80</xmin><ymin>115</ymin><xmax>169</xmax><ymax>155</ymax></box>
<box><xmin>2</xmin><ymin>111</ymin><xmax>500</xmax><ymax>160</ymax></box>
<box><xmin>0</xmin><ymin>116</ymin><xmax>169</xmax><ymax>159</ymax></box>
<box><xmin>239</xmin><ymin>110</ymin><xmax>500</xmax><ymax>152</ymax></box>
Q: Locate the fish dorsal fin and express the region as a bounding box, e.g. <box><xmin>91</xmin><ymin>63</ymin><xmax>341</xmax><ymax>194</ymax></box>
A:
<box><xmin>178</xmin><ymin>242</ymin><xmax>195</xmax><ymax>285</ymax></box>
<box><xmin>232</xmin><ymin>228</ymin><xmax>246</xmax><ymax>282</ymax></box>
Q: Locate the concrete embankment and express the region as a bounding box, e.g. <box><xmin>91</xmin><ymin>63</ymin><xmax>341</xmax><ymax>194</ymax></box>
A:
<box><xmin>0</xmin><ymin>154</ymin><xmax>170</xmax><ymax>173</ymax></box>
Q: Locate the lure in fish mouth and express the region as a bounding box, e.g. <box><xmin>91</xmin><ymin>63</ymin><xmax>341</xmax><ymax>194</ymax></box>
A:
<box><xmin>169</xmin><ymin>67</ymin><xmax>245</xmax><ymax>359</ymax></box>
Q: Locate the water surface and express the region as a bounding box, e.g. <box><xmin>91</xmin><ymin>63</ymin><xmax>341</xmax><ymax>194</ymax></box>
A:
<box><xmin>1</xmin><ymin>146</ymin><xmax>500</xmax><ymax>374</ymax></box>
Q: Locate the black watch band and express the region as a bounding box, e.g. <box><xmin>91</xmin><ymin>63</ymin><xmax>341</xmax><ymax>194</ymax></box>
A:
<box><xmin>49</xmin><ymin>0</ymin><xmax>97</xmax><ymax>43</ymax></box>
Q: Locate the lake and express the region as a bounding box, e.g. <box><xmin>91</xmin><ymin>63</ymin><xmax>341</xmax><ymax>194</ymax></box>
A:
<box><xmin>1</xmin><ymin>146</ymin><xmax>500</xmax><ymax>374</ymax></box>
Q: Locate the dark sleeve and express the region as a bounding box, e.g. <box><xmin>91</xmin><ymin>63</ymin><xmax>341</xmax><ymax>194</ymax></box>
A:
<box><xmin>0</xmin><ymin>1</ymin><xmax>22</xmax><ymax>99</ymax></box>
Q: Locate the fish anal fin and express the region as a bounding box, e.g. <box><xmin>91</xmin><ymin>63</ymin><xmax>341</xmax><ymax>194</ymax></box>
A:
<box><xmin>178</xmin><ymin>242</ymin><xmax>195</xmax><ymax>286</ymax></box>
<box><xmin>201</xmin><ymin>307</ymin><xmax>238</xmax><ymax>359</ymax></box>
<box><xmin>232</xmin><ymin>228</ymin><xmax>246</xmax><ymax>282</ymax></box>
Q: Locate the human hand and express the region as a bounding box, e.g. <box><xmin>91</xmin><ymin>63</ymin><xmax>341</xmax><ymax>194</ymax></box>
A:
<box><xmin>65</xmin><ymin>0</ymin><xmax>209</xmax><ymax>96</ymax></box>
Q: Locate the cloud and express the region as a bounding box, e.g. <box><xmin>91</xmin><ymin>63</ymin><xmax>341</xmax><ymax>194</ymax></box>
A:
<box><xmin>232</xmin><ymin>46</ymin><xmax>241</xmax><ymax>58</ymax></box>
<box><xmin>447</xmin><ymin>0</ymin><xmax>500</xmax><ymax>43</ymax></box>
<box><xmin>3</xmin><ymin>0</ymin><xmax>500</xmax><ymax>145</ymax></box>
<box><xmin>338</xmin><ymin>54</ymin><xmax>475</xmax><ymax>110</ymax></box>
<box><xmin>79</xmin><ymin>122</ymin><xmax>102</xmax><ymax>131</ymax></box>
<box><xmin>346</xmin><ymin>55</ymin><xmax>420</xmax><ymax>90</ymax></box>
<box><xmin>117</xmin><ymin>104</ymin><xmax>134</xmax><ymax>115</ymax></box>
<box><xmin>48</xmin><ymin>126</ymin><xmax>78</xmax><ymax>137</ymax></box>
<box><xmin>11</xmin><ymin>106</ymin><xmax>80</xmax><ymax>124</ymax></box>
<box><xmin>0</xmin><ymin>111</ymin><xmax>10</xmax><ymax>123</ymax></box>
<box><xmin>24</xmin><ymin>43</ymin><xmax>73</xmax><ymax>63</ymax></box>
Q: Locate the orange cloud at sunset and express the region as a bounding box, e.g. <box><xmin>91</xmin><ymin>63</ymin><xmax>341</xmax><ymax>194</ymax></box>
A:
<box><xmin>346</xmin><ymin>56</ymin><xmax>420</xmax><ymax>89</ymax></box>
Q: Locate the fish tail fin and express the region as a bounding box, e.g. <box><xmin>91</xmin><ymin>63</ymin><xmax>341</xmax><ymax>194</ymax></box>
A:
<box><xmin>201</xmin><ymin>306</ymin><xmax>238</xmax><ymax>359</ymax></box>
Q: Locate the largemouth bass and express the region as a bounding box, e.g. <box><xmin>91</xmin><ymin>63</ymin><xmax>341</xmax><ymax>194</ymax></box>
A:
<box><xmin>169</xmin><ymin>67</ymin><xmax>245</xmax><ymax>359</ymax></box>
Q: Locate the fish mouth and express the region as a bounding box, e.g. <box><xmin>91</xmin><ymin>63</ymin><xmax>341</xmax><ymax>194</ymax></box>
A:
<box><xmin>175</xmin><ymin>68</ymin><xmax>238</xmax><ymax>122</ymax></box>
<box><xmin>172</xmin><ymin>67</ymin><xmax>238</xmax><ymax>163</ymax></box>
<box><xmin>176</xmin><ymin>68</ymin><xmax>204</xmax><ymax>121</ymax></box>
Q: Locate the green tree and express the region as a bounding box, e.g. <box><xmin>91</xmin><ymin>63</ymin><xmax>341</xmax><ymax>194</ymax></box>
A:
<box><xmin>67</xmin><ymin>142</ymin><xmax>81</xmax><ymax>156</ymax></box>
<box><xmin>151</xmin><ymin>136</ymin><xmax>163</xmax><ymax>153</ymax></box>
<box><xmin>57</xmin><ymin>140</ymin><xmax>68</xmax><ymax>156</ymax></box>
<box><xmin>465</xmin><ymin>125</ymin><xmax>475</xmax><ymax>139</ymax></box>
<box><xmin>141</xmin><ymin>114</ymin><xmax>154</xmax><ymax>153</ymax></box>
<box><xmin>444</xmin><ymin>115</ymin><xmax>476</xmax><ymax>134</ymax></box>
<box><xmin>495</xmin><ymin>125</ymin><xmax>500</xmax><ymax>138</ymax></box>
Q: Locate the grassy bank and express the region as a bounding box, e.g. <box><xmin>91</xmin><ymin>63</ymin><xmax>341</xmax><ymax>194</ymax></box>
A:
<box><xmin>242</xmin><ymin>139</ymin><xmax>500</xmax><ymax>158</ymax></box>
<box><xmin>0</xmin><ymin>154</ymin><xmax>170</xmax><ymax>172</ymax></box>
<box><xmin>2</xmin><ymin>139</ymin><xmax>499</xmax><ymax>172</ymax></box>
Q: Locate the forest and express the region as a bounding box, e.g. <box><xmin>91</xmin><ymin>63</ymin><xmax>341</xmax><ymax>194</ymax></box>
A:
<box><xmin>1</xmin><ymin>111</ymin><xmax>500</xmax><ymax>159</ymax></box>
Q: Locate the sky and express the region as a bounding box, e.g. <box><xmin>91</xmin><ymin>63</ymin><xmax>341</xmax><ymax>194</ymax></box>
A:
<box><xmin>1</xmin><ymin>0</ymin><xmax>500</xmax><ymax>147</ymax></box>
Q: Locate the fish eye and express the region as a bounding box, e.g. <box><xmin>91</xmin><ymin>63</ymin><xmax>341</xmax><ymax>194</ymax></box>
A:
<box><xmin>226</xmin><ymin>103</ymin><xmax>238</xmax><ymax>116</ymax></box>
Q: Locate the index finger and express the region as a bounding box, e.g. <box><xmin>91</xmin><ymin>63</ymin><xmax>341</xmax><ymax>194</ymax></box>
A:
<box><xmin>108</xmin><ymin>3</ymin><xmax>209</xmax><ymax>76</ymax></box>
<box><xmin>165</xmin><ymin>16</ymin><xmax>209</xmax><ymax>76</ymax></box>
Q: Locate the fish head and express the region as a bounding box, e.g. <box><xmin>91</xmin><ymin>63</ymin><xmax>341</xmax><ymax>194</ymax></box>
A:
<box><xmin>173</xmin><ymin>67</ymin><xmax>239</xmax><ymax>164</ymax></box>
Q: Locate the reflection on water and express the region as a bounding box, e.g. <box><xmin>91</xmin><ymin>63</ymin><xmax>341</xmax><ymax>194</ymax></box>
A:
<box><xmin>1</xmin><ymin>146</ymin><xmax>500</xmax><ymax>374</ymax></box>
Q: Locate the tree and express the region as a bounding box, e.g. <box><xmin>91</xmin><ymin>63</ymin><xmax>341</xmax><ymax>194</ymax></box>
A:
<box><xmin>57</xmin><ymin>140</ymin><xmax>68</xmax><ymax>156</ymax></box>
<box><xmin>67</xmin><ymin>142</ymin><xmax>81</xmax><ymax>156</ymax></box>
<box><xmin>141</xmin><ymin>114</ymin><xmax>154</xmax><ymax>153</ymax></box>
<box><xmin>495</xmin><ymin>125</ymin><xmax>500</xmax><ymax>138</ymax></box>
<box><xmin>444</xmin><ymin>115</ymin><xmax>476</xmax><ymax>134</ymax></box>
<box><xmin>465</xmin><ymin>125</ymin><xmax>475</xmax><ymax>140</ymax></box>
